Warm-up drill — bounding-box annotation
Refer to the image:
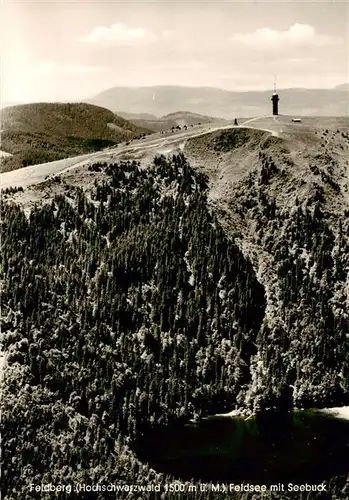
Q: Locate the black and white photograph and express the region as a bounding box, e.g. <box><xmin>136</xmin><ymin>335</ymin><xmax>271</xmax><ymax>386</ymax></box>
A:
<box><xmin>0</xmin><ymin>0</ymin><xmax>349</xmax><ymax>498</ymax></box>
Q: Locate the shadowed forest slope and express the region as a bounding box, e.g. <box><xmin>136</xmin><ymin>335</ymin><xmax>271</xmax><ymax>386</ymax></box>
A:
<box><xmin>185</xmin><ymin>124</ymin><xmax>349</xmax><ymax>412</ymax></box>
<box><xmin>1</xmin><ymin>154</ymin><xmax>266</xmax><ymax>499</ymax></box>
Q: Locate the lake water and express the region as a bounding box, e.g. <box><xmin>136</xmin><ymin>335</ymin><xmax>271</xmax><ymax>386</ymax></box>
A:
<box><xmin>134</xmin><ymin>411</ymin><xmax>349</xmax><ymax>485</ymax></box>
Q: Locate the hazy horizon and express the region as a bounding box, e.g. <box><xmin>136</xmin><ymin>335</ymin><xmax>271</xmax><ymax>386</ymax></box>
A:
<box><xmin>1</xmin><ymin>82</ymin><xmax>348</xmax><ymax>108</ymax></box>
<box><xmin>1</xmin><ymin>0</ymin><xmax>348</xmax><ymax>103</ymax></box>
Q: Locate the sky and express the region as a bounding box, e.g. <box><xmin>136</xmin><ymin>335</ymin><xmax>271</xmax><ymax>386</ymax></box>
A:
<box><xmin>0</xmin><ymin>0</ymin><xmax>348</xmax><ymax>103</ymax></box>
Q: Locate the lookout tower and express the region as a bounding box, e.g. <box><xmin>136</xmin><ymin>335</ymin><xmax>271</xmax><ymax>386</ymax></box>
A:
<box><xmin>271</xmin><ymin>76</ymin><xmax>279</xmax><ymax>116</ymax></box>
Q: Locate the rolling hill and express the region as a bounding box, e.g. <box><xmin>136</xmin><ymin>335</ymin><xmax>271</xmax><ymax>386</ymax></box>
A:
<box><xmin>117</xmin><ymin>111</ymin><xmax>159</xmax><ymax>120</ymax></box>
<box><xmin>0</xmin><ymin>102</ymin><xmax>150</xmax><ymax>172</ymax></box>
<box><xmin>119</xmin><ymin>110</ymin><xmax>223</xmax><ymax>132</ymax></box>
<box><xmin>86</xmin><ymin>84</ymin><xmax>349</xmax><ymax>119</ymax></box>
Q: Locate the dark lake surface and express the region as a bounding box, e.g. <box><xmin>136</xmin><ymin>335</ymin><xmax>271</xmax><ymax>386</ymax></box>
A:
<box><xmin>134</xmin><ymin>411</ymin><xmax>349</xmax><ymax>485</ymax></box>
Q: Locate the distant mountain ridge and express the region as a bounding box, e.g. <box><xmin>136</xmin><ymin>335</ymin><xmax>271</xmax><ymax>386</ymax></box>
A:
<box><xmin>334</xmin><ymin>83</ymin><xmax>349</xmax><ymax>91</ymax></box>
<box><xmin>86</xmin><ymin>84</ymin><xmax>349</xmax><ymax>118</ymax></box>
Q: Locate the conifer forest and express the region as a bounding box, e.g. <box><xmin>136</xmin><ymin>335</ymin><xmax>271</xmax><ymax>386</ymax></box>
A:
<box><xmin>1</xmin><ymin>152</ymin><xmax>349</xmax><ymax>499</ymax></box>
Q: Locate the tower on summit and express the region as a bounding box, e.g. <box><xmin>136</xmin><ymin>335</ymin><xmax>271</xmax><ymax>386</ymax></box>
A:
<box><xmin>271</xmin><ymin>76</ymin><xmax>279</xmax><ymax>116</ymax></box>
